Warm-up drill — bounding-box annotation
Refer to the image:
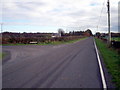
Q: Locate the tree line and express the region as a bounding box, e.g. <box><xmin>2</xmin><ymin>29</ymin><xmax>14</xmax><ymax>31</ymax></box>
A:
<box><xmin>1</xmin><ymin>29</ymin><xmax>93</xmax><ymax>44</ymax></box>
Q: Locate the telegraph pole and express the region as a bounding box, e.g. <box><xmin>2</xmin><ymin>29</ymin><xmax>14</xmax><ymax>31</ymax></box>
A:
<box><xmin>107</xmin><ymin>0</ymin><xmax>111</xmax><ymax>44</ymax></box>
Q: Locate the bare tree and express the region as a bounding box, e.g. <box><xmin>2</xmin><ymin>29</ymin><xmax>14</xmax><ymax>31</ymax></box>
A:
<box><xmin>58</xmin><ymin>28</ymin><xmax>65</xmax><ymax>36</ymax></box>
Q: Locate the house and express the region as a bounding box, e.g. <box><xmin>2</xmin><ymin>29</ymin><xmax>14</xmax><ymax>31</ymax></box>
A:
<box><xmin>51</xmin><ymin>33</ymin><xmax>61</xmax><ymax>37</ymax></box>
<box><xmin>29</xmin><ymin>41</ymin><xmax>38</xmax><ymax>44</ymax></box>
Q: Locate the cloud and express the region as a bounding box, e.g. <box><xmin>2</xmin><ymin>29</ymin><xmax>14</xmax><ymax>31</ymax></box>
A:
<box><xmin>1</xmin><ymin>0</ymin><xmax>119</xmax><ymax>33</ymax></box>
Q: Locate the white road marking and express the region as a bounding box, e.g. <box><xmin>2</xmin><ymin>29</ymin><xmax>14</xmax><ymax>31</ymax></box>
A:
<box><xmin>94</xmin><ymin>39</ymin><xmax>107</xmax><ymax>89</ymax></box>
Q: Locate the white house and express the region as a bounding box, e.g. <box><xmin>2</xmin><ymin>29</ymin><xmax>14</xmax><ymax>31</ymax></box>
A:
<box><xmin>51</xmin><ymin>33</ymin><xmax>61</xmax><ymax>37</ymax></box>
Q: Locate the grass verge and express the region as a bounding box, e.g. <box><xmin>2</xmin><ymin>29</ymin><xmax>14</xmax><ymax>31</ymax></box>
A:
<box><xmin>111</xmin><ymin>37</ymin><xmax>120</xmax><ymax>41</ymax></box>
<box><xmin>38</xmin><ymin>37</ymin><xmax>87</xmax><ymax>45</ymax></box>
<box><xmin>2</xmin><ymin>37</ymin><xmax>87</xmax><ymax>46</ymax></box>
<box><xmin>95</xmin><ymin>38</ymin><xmax>120</xmax><ymax>88</ymax></box>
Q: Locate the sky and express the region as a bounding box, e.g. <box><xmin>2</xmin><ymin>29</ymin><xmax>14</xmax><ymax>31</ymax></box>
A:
<box><xmin>0</xmin><ymin>0</ymin><xmax>119</xmax><ymax>34</ymax></box>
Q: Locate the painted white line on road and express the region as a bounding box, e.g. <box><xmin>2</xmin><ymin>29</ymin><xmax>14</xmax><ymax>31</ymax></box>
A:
<box><xmin>94</xmin><ymin>39</ymin><xmax>107</xmax><ymax>89</ymax></box>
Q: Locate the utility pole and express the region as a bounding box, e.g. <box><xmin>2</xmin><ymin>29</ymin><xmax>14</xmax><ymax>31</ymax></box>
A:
<box><xmin>107</xmin><ymin>0</ymin><xmax>111</xmax><ymax>44</ymax></box>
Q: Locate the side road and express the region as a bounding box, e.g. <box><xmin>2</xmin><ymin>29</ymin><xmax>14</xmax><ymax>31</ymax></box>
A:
<box><xmin>2</xmin><ymin>37</ymin><xmax>113</xmax><ymax>88</ymax></box>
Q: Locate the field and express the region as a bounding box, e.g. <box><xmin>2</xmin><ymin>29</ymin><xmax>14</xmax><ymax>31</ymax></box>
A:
<box><xmin>3</xmin><ymin>37</ymin><xmax>87</xmax><ymax>46</ymax></box>
<box><xmin>111</xmin><ymin>37</ymin><xmax>120</xmax><ymax>41</ymax></box>
<box><xmin>95</xmin><ymin>38</ymin><xmax>120</xmax><ymax>88</ymax></box>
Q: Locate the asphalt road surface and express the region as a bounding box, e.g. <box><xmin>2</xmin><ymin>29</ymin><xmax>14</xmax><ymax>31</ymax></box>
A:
<box><xmin>2</xmin><ymin>37</ymin><xmax>103</xmax><ymax>88</ymax></box>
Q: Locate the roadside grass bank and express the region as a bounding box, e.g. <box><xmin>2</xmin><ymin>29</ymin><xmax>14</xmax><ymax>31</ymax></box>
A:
<box><xmin>2</xmin><ymin>37</ymin><xmax>87</xmax><ymax>46</ymax></box>
<box><xmin>111</xmin><ymin>37</ymin><xmax>120</xmax><ymax>42</ymax></box>
<box><xmin>38</xmin><ymin>37</ymin><xmax>87</xmax><ymax>45</ymax></box>
<box><xmin>95</xmin><ymin>38</ymin><xmax>120</xmax><ymax>88</ymax></box>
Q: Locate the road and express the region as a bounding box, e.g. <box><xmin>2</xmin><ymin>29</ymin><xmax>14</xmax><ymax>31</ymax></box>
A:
<box><xmin>2</xmin><ymin>37</ymin><xmax>103</xmax><ymax>88</ymax></box>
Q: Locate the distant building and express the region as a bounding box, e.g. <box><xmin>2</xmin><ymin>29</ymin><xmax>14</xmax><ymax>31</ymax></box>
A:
<box><xmin>29</xmin><ymin>41</ymin><xmax>38</xmax><ymax>44</ymax></box>
<box><xmin>51</xmin><ymin>33</ymin><xmax>61</xmax><ymax>37</ymax></box>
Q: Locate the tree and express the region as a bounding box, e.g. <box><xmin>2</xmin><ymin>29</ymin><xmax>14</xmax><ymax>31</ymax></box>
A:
<box><xmin>58</xmin><ymin>28</ymin><xmax>65</xmax><ymax>36</ymax></box>
<box><xmin>85</xmin><ymin>29</ymin><xmax>93</xmax><ymax>36</ymax></box>
<box><xmin>95</xmin><ymin>32</ymin><xmax>101</xmax><ymax>38</ymax></box>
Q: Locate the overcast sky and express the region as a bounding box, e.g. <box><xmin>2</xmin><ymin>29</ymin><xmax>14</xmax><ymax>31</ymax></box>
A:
<box><xmin>0</xmin><ymin>0</ymin><xmax>119</xmax><ymax>34</ymax></box>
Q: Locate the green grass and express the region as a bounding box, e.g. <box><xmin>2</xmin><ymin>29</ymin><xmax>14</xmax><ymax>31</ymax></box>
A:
<box><xmin>2</xmin><ymin>37</ymin><xmax>87</xmax><ymax>46</ymax></box>
<box><xmin>95</xmin><ymin>38</ymin><xmax>120</xmax><ymax>88</ymax></box>
<box><xmin>38</xmin><ymin>37</ymin><xmax>87</xmax><ymax>45</ymax></box>
<box><xmin>2</xmin><ymin>43</ymin><xmax>35</xmax><ymax>46</ymax></box>
<box><xmin>111</xmin><ymin>37</ymin><xmax>120</xmax><ymax>41</ymax></box>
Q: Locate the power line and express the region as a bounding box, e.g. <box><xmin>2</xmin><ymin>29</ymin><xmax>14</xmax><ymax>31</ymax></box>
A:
<box><xmin>97</xmin><ymin>0</ymin><xmax>106</xmax><ymax>32</ymax></box>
